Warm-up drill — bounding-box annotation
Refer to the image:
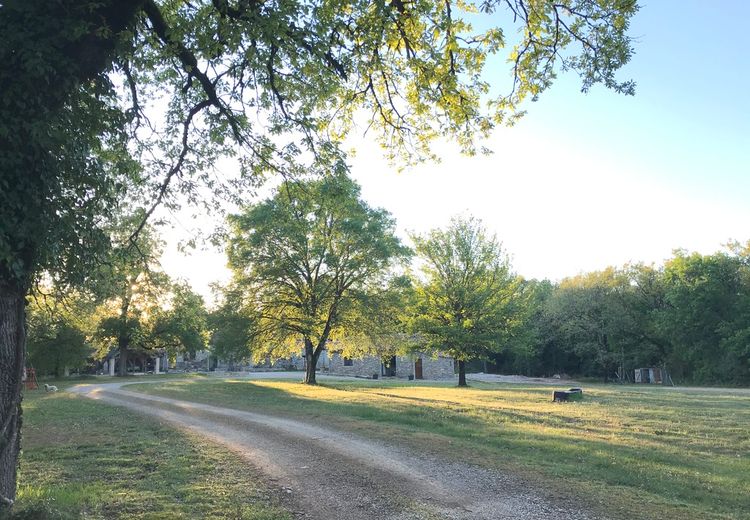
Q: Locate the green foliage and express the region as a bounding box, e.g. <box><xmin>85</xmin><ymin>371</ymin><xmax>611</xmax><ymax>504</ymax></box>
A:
<box><xmin>410</xmin><ymin>216</ymin><xmax>523</xmax><ymax>365</ymax></box>
<box><xmin>208</xmin><ymin>286</ymin><xmax>255</xmax><ymax>366</ymax></box>
<box><xmin>493</xmin><ymin>278</ymin><xmax>554</xmax><ymax>375</ymax></box>
<box><xmin>0</xmin><ymin>0</ymin><xmax>641</xmax><ymax>291</ymax></box>
<box><xmin>90</xmin><ymin>215</ymin><xmax>170</xmax><ymax>362</ymax></box>
<box><xmin>493</xmin><ymin>244</ymin><xmax>750</xmax><ymax>385</ymax></box>
<box><xmin>0</xmin><ymin>1</ymin><xmax>140</xmax><ymax>290</ymax></box>
<box><xmin>659</xmin><ymin>248</ymin><xmax>750</xmax><ymax>384</ymax></box>
<box><xmin>90</xmin><ymin>214</ymin><xmax>208</xmax><ymax>366</ymax></box>
<box><xmin>25</xmin><ymin>298</ymin><xmax>93</xmax><ymax>378</ymax></box>
<box><xmin>328</xmin><ymin>274</ymin><xmax>422</xmax><ymax>359</ymax></box>
<box><xmin>541</xmin><ymin>268</ymin><xmax>633</xmax><ymax>380</ymax></box>
<box><xmin>227</xmin><ymin>172</ymin><xmax>410</xmax><ymax>371</ymax></box>
<box><xmin>150</xmin><ymin>282</ymin><xmax>209</xmax><ymax>356</ymax></box>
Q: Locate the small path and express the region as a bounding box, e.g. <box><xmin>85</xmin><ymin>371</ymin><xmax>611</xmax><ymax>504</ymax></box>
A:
<box><xmin>466</xmin><ymin>374</ymin><xmax>582</xmax><ymax>386</ymax></box>
<box><xmin>70</xmin><ymin>381</ymin><xmax>601</xmax><ymax>520</ymax></box>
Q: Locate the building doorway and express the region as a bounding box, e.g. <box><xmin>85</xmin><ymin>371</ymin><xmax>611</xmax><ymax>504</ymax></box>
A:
<box><xmin>414</xmin><ymin>357</ymin><xmax>423</xmax><ymax>379</ymax></box>
<box><xmin>382</xmin><ymin>355</ymin><xmax>397</xmax><ymax>377</ymax></box>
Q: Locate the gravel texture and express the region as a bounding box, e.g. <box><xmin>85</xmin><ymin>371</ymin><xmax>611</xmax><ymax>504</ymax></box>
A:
<box><xmin>71</xmin><ymin>381</ymin><xmax>602</xmax><ymax>520</ymax></box>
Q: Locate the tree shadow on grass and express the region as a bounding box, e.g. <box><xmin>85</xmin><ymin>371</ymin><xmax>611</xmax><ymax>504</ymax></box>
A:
<box><xmin>134</xmin><ymin>378</ymin><xmax>750</xmax><ymax>518</ymax></box>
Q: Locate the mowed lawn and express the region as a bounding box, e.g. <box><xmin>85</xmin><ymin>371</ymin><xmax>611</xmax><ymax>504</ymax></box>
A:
<box><xmin>128</xmin><ymin>378</ymin><xmax>750</xmax><ymax>520</ymax></box>
<box><xmin>12</xmin><ymin>382</ymin><xmax>292</xmax><ymax>520</ymax></box>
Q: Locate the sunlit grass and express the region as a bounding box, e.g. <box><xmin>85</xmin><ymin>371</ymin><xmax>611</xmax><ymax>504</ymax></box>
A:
<box><xmin>12</xmin><ymin>388</ymin><xmax>291</xmax><ymax>520</ymax></box>
<box><xmin>129</xmin><ymin>378</ymin><xmax>750</xmax><ymax>520</ymax></box>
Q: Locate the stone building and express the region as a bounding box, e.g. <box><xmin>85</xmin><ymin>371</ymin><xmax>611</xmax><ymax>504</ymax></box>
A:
<box><xmin>103</xmin><ymin>349</ymin><xmax>168</xmax><ymax>376</ymax></box>
<box><xmin>326</xmin><ymin>351</ymin><xmax>455</xmax><ymax>380</ymax></box>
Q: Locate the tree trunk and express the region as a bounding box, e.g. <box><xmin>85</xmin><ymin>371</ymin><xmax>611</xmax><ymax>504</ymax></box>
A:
<box><xmin>118</xmin><ymin>346</ymin><xmax>128</xmax><ymax>377</ymax></box>
<box><xmin>302</xmin><ymin>338</ymin><xmax>320</xmax><ymax>385</ymax></box>
<box><xmin>0</xmin><ymin>284</ymin><xmax>26</xmax><ymax>510</ymax></box>
<box><xmin>0</xmin><ymin>2</ymin><xmax>146</xmax><ymax>510</ymax></box>
<box><xmin>304</xmin><ymin>353</ymin><xmax>317</xmax><ymax>385</ymax></box>
<box><xmin>457</xmin><ymin>359</ymin><xmax>467</xmax><ymax>387</ymax></box>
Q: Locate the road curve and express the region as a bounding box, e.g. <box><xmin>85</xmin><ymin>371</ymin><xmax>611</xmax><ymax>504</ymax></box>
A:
<box><xmin>70</xmin><ymin>381</ymin><xmax>601</xmax><ymax>520</ymax></box>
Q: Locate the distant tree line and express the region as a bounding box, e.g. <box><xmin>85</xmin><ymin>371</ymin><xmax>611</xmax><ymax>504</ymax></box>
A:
<box><xmin>491</xmin><ymin>243</ymin><xmax>750</xmax><ymax>386</ymax></box>
<box><xmin>27</xmin><ymin>194</ymin><xmax>750</xmax><ymax>389</ymax></box>
<box><xmin>25</xmin><ymin>211</ymin><xmax>211</xmax><ymax>378</ymax></box>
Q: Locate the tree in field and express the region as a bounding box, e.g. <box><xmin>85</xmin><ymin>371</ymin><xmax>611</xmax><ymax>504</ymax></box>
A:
<box><xmin>659</xmin><ymin>248</ymin><xmax>750</xmax><ymax>384</ymax></box>
<box><xmin>327</xmin><ymin>273</ymin><xmax>421</xmax><ymax>366</ymax></box>
<box><xmin>489</xmin><ymin>251</ymin><xmax>750</xmax><ymax>383</ymax></box>
<box><xmin>93</xmin><ymin>237</ymin><xmax>209</xmax><ymax>375</ymax></box>
<box><xmin>719</xmin><ymin>242</ymin><xmax>750</xmax><ymax>385</ymax></box>
<box><xmin>149</xmin><ymin>282</ymin><xmax>209</xmax><ymax>359</ymax></box>
<box><xmin>1</xmin><ymin>0</ymin><xmax>639</xmax><ymax>507</ymax></box>
<box><xmin>411</xmin><ymin>217</ymin><xmax>521</xmax><ymax>386</ymax></box>
<box><xmin>95</xmin><ymin>280</ymin><xmax>209</xmax><ymax>374</ymax></box>
<box><xmin>91</xmin><ymin>216</ymin><xmax>170</xmax><ymax>376</ymax></box>
<box><xmin>490</xmin><ymin>278</ymin><xmax>555</xmax><ymax>376</ymax></box>
<box><xmin>621</xmin><ymin>263</ymin><xmax>671</xmax><ymax>370</ymax></box>
<box><xmin>227</xmin><ymin>173</ymin><xmax>409</xmax><ymax>384</ymax></box>
<box><xmin>208</xmin><ymin>286</ymin><xmax>256</xmax><ymax>370</ymax></box>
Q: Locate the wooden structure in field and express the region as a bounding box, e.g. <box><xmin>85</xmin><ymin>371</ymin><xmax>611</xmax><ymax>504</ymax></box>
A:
<box><xmin>634</xmin><ymin>367</ymin><xmax>673</xmax><ymax>385</ymax></box>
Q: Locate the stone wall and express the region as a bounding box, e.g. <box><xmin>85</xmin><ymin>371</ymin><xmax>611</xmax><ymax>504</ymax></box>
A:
<box><xmin>419</xmin><ymin>355</ymin><xmax>456</xmax><ymax>380</ymax></box>
<box><xmin>393</xmin><ymin>355</ymin><xmax>412</xmax><ymax>378</ymax></box>
<box><xmin>328</xmin><ymin>352</ymin><xmax>382</xmax><ymax>378</ymax></box>
<box><xmin>327</xmin><ymin>351</ymin><xmax>455</xmax><ymax>380</ymax></box>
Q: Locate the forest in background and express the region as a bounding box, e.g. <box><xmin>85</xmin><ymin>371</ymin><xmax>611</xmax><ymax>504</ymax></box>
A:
<box><xmin>28</xmin><ymin>217</ymin><xmax>750</xmax><ymax>387</ymax></box>
<box><xmin>492</xmin><ymin>242</ymin><xmax>750</xmax><ymax>385</ymax></box>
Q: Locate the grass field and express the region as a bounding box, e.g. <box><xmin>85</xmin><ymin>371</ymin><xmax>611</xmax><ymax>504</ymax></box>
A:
<box><xmin>11</xmin><ymin>380</ymin><xmax>292</xmax><ymax>520</ymax></box>
<box><xmin>127</xmin><ymin>378</ymin><xmax>750</xmax><ymax>520</ymax></box>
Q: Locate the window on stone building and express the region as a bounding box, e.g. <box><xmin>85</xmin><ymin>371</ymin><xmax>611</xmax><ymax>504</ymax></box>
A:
<box><xmin>343</xmin><ymin>357</ymin><xmax>353</xmax><ymax>366</ymax></box>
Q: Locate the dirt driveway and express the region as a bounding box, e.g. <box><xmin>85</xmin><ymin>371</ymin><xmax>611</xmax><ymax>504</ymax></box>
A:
<box><xmin>71</xmin><ymin>381</ymin><xmax>601</xmax><ymax>520</ymax></box>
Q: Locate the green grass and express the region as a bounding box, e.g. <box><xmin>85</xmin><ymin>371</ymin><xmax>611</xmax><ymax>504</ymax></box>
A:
<box><xmin>127</xmin><ymin>378</ymin><xmax>750</xmax><ymax>520</ymax></box>
<box><xmin>11</xmin><ymin>384</ymin><xmax>292</xmax><ymax>520</ymax></box>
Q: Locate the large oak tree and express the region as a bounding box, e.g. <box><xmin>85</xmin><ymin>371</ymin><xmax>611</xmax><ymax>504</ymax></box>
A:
<box><xmin>411</xmin><ymin>217</ymin><xmax>521</xmax><ymax>386</ymax></box>
<box><xmin>227</xmin><ymin>173</ymin><xmax>409</xmax><ymax>384</ymax></box>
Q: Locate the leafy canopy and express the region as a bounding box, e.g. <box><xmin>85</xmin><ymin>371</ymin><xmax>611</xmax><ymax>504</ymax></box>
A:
<box><xmin>90</xmin><ymin>213</ymin><xmax>208</xmax><ymax>360</ymax></box>
<box><xmin>411</xmin><ymin>216</ymin><xmax>521</xmax><ymax>362</ymax></box>
<box><xmin>25</xmin><ymin>290</ymin><xmax>96</xmax><ymax>377</ymax></box>
<box><xmin>1</xmin><ymin>0</ymin><xmax>640</xmax><ymax>289</ymax></box>
<box><xmin>227</xmin><ymin>172</ymin><xmax>410</xmax><ymax>362</ymax></box>
<box><xmin>208</xmin><ymin>286</ymin><xmax>256</xmax><ymax>366</ymax></box>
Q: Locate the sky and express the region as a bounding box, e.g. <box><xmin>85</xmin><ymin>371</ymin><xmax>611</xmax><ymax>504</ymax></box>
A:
<box><xmin>161</xmin><ymin>1</ymin><xmax>750</xmax><ymax>302</ymax></box>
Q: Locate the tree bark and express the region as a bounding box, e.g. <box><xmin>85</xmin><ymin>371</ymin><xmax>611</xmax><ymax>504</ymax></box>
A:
<box><xmin>304</xmin><ymin>353</ymin><xmax>317</xmax><ymax>385</ymax></box>
<box><xmin>302</xmin><ymin>338</ymin><xmax>320</xmax><ymax>385</ymax></box>
<box><xmin>118</xmin><ymin>346</ymin><xmax>128</xmax><ymax>377</ymax></box>
<box><xmin>0</xmin><ymin>284</ymin><xmax>26</xmax><ymax>510</ymax></box>
<box><xmin>457</xmin><ymin>359</ymin><xmax>467</xmax><ymax>387</ymax></box>
<box><xmin>0</xmin><ymin>1</ymin><xmax>147</xmax><ymax>510</ymax></box>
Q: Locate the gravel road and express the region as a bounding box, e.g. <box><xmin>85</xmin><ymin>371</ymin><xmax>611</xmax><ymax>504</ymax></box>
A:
<box><xmin>70</xmin><ymin>381</ymin><xmax>602</xmax><ymax>520</ymax></box>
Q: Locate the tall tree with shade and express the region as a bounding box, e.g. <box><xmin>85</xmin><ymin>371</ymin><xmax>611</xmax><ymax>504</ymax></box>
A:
<box><xmin>227</xmin><ymin>173</ymin><xmax>409</xmax><ymax>384</ymax></box>
<box><xmin>411</xmin><ymin>217</ymin><xmax>522</xmax><ymax>386</ymax></box>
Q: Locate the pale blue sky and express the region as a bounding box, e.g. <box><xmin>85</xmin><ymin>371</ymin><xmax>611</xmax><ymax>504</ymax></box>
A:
<box><xmin>163</xmin><ymin>1</ymin><xmax>750</xmax><ymax>299</ymax></box>
<box><xmin>529</xmin><ymin>0</ymin><xmax>750</xmax><ymax>199</ymax></box>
